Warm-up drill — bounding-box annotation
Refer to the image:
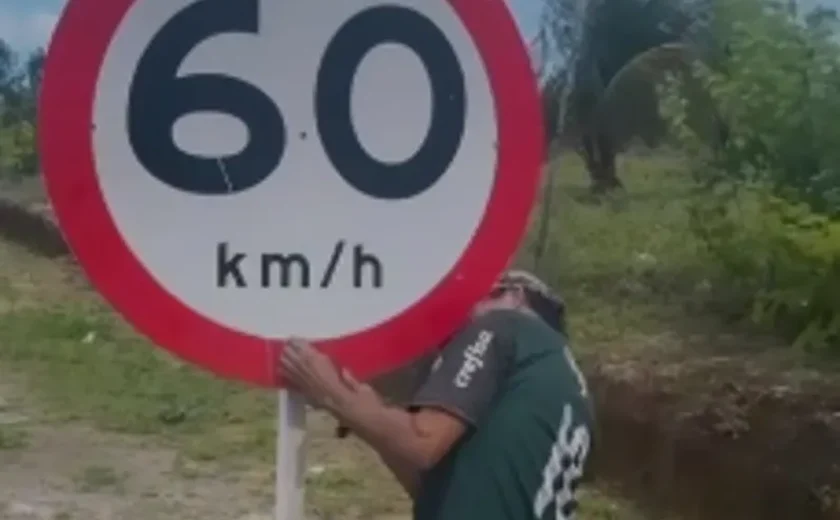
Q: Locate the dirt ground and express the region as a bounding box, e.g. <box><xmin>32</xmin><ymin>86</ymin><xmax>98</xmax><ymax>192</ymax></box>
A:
<box><xmin>1</xmin><ymin>376</ymin><xmax>265</xmax><ymax>520</ymax></box>
<box><xmin>0</xmin><ymin>371</ymin><xmax>413</xmax><ymax>520</ymax></box>
<box><xmin>587</xmin><ymin>346</ymin><xmax>840</xmax><ymax>520</ymax></box>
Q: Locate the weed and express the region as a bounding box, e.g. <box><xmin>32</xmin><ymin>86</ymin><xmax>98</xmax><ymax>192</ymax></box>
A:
<box><xmin>75</xmin><ymin>465</ymin><xmax>126</xmax><ymax>494</ymax></box>
<box><xmin>0</xmin><ymin>425</ymin><xmax>28</xmax><ymax>450</ymax></box>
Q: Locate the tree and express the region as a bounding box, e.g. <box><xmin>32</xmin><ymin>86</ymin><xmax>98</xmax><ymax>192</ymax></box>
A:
<box><xmin>538</xmin><ymin>0</ymin><xmax>715</xmax><ymax>192</ymax></box>
<box><xmin>0</xmin><ymin>39</ymin><xmax>43</xmax><ymax>177</ymax></box>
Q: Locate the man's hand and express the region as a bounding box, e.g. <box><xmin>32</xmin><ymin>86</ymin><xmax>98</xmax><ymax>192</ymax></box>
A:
<box><xmin>279</xmin><ymin>339</ymin><xmax>468</xmax><ymax>498</ymax></box>
<box><xmin>280</xmin><ymin>338</ymin><xmax>356</xmax><ymax>412</ymax></box>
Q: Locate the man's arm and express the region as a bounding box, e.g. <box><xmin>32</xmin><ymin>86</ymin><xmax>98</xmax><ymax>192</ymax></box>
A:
<box><xmin>331</xmin><ymin>395</ymin><xmax>467</xmax><ymax>497</ymax></box>
<box><xmin>332</xmin><ymin>312</ymin><xmax>515</xmax><ymax>496</ymax></box>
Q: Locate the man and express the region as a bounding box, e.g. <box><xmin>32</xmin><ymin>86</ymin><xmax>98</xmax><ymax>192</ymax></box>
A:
<box><xmin>281</xmin><ymin>270</ymin><xmax>595</xmax><ymax>520</ymax></box>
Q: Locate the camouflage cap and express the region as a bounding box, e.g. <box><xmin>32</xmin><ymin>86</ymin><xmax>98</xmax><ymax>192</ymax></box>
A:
<box><xmin>497</xmin><ymin>269</ymin><xmax>566</xmax><ymax>334</ymax></box>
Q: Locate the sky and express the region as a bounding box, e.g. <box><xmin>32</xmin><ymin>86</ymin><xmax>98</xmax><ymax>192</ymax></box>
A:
<box><xmin>5</xmin><ymin>0</ymin><xmax>840</xmax><ymax>55</ymax></box>
<box><xmin>0</xmin><ymin>0</ymin><xmax>63</xmax><ymax>54</ymax></box>
<box><xmin>0</xmin><ymin>0</ymin><xmax>543</xmax><ymax>55</ymax></box>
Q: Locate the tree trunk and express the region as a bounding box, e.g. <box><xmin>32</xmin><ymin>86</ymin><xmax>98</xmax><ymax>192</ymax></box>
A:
<box><xmin>582</xmin><ymin>132</ymin><xmax>623</xmax><ymax>194</ymax></box>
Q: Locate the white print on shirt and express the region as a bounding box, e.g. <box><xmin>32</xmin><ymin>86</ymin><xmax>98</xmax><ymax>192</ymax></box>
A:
<box><xmin>533</xmin><ymin>404</ymin><xmax>591</xmax><ymax>520</ymax></box>
<box><xmin>454</xmin><ymin>329</ymin><xmax>494</xmax><ymax>389</ymax></box>
<box><xmin>564</xmin><ymin>348</ymin><xmax>588</xmax><ymax>398</ymax></box>
<box><xmin>431</xmin><ymin>354</ymin><xmax>443</xmax><ymax>373</ymax></box>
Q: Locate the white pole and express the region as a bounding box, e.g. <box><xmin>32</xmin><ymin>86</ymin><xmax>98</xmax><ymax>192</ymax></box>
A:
<box><xmin>275</xmin><ymin>389</ymin><xmax>307</xmax><ymax>520</ymax></box>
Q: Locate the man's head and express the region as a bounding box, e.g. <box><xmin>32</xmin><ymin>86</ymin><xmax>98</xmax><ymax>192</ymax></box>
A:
<box><xmin>472</xmin><ymin>269</ymin><xmax>567</xmax><ymax>335</ymax></box>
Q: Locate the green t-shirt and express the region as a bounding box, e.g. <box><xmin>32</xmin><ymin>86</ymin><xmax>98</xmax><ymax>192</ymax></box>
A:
<box><xmin>409</xmin><ymin>309</ymin><xmax>595</xmax><ymax>520</ymax></box>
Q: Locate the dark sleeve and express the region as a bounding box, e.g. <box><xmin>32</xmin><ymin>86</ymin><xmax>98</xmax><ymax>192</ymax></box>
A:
<box><xmin>409</xmin><ymin>311</ymin><xmax>516</xmax><ymax>426</ymax></box>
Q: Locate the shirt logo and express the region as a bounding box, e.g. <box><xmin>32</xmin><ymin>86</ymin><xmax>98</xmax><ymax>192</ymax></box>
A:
<box><xmin>454</xmin><ymin>329</ymin><xmax>494</xmax><ymax>389</ymax></box>
<box><xmin>534</xmin><ymin>404</ymin><xmax>591</xmax><ymax>519</ymax></box>
<box><xmin>564</xmin><ymin>347</ymin><xmax>588</xmax><ymax>398</ymax></box>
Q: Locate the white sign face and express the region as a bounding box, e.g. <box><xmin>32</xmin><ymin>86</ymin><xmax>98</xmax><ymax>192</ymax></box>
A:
<box><xmin>92</xmin><ymin>0</ymin><xmax>497</xmax><ymax>338</ymax></box>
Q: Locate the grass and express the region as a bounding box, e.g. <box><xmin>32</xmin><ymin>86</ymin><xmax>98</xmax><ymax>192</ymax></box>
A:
<box><xmin>0</xmin><ymin>303</ymin><xmax>277</xmax><ymax>456</ymax></box>
<box><xmin>0</xmin><ymin>424</ymin><xmax>29</xmax><ymax>450</ymax></box>
<box><xmin>521</xmin><ymin>154</ymin><xmax>716</xmax><ymax>345</ymax></box>
<box><xmin>578</xmin><ymin>489</ymin><xmax>651</xmax><ymax>520</ymax></box>
<box><xmin>0</xmin><ymin>154</ymin><xmax>715</xmax><ymax>518</ymax></box>
<box><xmin>75</xmin><ymin>465</ymin><xmax>127</xmax><ymax>494</ymax></box>
<box><xmin>0</xmin><ymin>175</ymin><xmax>44</xmax><ymax>207</ymax></box>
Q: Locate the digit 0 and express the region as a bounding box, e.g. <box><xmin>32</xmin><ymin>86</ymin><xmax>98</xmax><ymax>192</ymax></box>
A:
<box><xmin>316</xmin><ymin>6</ymin><xmax>466</xmax><ymax>200</ymax></box>
<box><xmin>126</xmin><ymin>1</ymin><xmax>467</xmax><ymax>200</ymax></box>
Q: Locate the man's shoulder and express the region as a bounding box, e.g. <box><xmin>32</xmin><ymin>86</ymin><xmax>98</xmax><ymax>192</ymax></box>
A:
<box><xmin>434</xmin><ymin>309</ymin><xmax>520</xmax><ymax>364</ymax></box>
<box><xmin>471</xmin><ymin>308</ymin><xmax>519</xmax><ymax>323</ymax></box>
<box><xmin>476</xmin><ymin>308</ymin><xmax>567</xmax><ymax>345</ymax></box>
<box><xmin>469</xmin><ymin>308</ymin><xmax>534</xmax><ymax>332</ymax></box>
<box><xmin>458</xmin><ymin>309</ymin><xmax>569</xmax><ymax>356</ymax></box>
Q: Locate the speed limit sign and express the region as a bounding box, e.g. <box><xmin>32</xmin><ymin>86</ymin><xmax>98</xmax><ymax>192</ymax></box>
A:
<box><xmin>39</xmin><ymin>0</ymin><xmax>543</xmax><ymax>387</ymax></box>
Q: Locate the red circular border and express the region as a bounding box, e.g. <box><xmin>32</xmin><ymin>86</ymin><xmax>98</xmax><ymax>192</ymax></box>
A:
<box><xmin>38</xmin><ymin>0</ymin><xmax>543</xmax><ymax>387</ymax></box>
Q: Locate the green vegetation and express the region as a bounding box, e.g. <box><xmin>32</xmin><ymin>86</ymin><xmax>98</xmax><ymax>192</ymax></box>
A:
<box><xmin>0</xmin><ymin>40</ymin><xmax>41</xmax><ymax>179</ymax></box>
<box><xmin>522</xmin><ymin>155</ymin><xmax>709</xmax><ymax>347</ymax></box>
<box><xmin>657</xmin><ymin>0</ymin><xmax>840</xmax><ymax>350</ymax></box>
<box><xmin>75</xmin><ymin>465</ymin><xmax>127</xmax><ymax>494</ymax></box>
<box><xmin>0</xmin><ymin>302</ymin><xmax>276</xmax><ymax>460</ymax></box>
<box><xmin>0</xmin><ymin>424</ymin><xmax>29</xmax><ymax>450</ymax></box>
<box><xmin>536</xmin><ymin>0</ymin><xmax>840</xmax><ymax>352</ymax></box>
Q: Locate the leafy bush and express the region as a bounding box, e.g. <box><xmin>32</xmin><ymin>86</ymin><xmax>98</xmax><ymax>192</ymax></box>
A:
<box><xmin>661</xmin><ymin>0</ymin><xmax>840</xmax><ymax>350</ymax></box>
<box><xmin>664</xmin><ymin>0</ymin><xmax>840</xmax><ymax>213</ymax></box>
<box><xmin>689</xmin><ymin>185</ymin><xmax>840</xmax><ymax>350</ymax></box>
<box><xmin>0</xmin><ymin>117</ymin><xmax>36</xmax><ymax>177</ymax></box>
<box><xmin>0</xmin><ymin>40</ymin><xmax>42</xmax><ymax>179</ymax></box>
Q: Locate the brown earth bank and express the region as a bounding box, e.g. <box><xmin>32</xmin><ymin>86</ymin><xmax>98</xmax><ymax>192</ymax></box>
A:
<box><xmin>0</xmin><ymin>197</ymin><xmax>64</xmax><ymax>258</ymax></box>
<box><xmin>1</xmin><ymin>196</ymin><xmax>839</xmax><ymax>520</ymax></box>
<box><xmin>587</xmin><ymin>349</ymin><xmax>840</xmax><ymax>520</ymax></box>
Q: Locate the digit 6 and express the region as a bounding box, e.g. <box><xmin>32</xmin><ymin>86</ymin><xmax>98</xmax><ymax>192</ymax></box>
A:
<box><xmin>127</xmin><ymin>0</ymin><xmax>285</xmax><ymax>195</ymax></box>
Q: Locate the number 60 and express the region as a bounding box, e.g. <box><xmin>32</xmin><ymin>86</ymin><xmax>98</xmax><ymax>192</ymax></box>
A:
<box><xmin>127</xmin><ymin>0</ymin><xmax>467</xmax><ymax>200</ymax></box>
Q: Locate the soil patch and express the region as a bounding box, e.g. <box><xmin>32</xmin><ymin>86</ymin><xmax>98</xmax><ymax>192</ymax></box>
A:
<box><xmin>586</xmin><ymin>341</ymin><xmax>840</xmax><ymax>520</ymax></box>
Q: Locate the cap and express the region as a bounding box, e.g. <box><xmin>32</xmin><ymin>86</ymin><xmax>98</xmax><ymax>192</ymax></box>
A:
<box><xmin>497</xmin><ymin>269</ymin><xmax>567</xmax><ymax>334</ymax></box>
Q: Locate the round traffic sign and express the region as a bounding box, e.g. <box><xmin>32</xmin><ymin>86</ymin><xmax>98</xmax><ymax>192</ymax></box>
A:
<box><xmin>39</xmin><ymin>0</ymin><xmax>543</xmax><ymax>387</ymax></box>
